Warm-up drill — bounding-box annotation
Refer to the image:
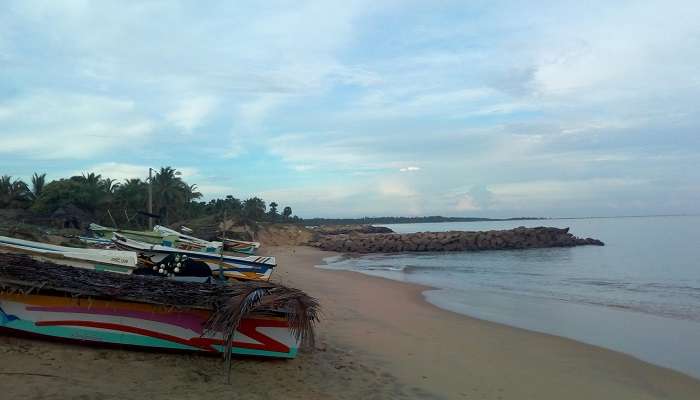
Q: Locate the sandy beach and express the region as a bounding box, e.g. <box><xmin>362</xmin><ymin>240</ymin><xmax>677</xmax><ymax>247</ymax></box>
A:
<box><xmin>1</xmin><ymin>245</ymin><xmax>700</xmax><ymax>399</ymax></box>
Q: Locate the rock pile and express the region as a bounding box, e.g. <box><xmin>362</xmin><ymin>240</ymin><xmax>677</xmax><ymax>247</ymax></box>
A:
<box><xmin>309</xmin><ymin>224</ymin><xmax>394</xmax><ymax>235</ymax></box>
<box><xmin>310</xmin><ymin>226</ymin><xmax>604</xmax><ymax>253</ymax></box>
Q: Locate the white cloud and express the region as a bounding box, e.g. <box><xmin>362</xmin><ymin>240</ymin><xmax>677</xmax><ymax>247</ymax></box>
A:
<box><xmin>293</xmin><ymin>164</ymin><xmax>315</xmax><ymax>172</ymax></box>
<box><xmin>378</xmin><ymin>180</ymin><xmax>416</xmax><ymax>197</ymax></box>
<box><xmin>0</xmin><ymin>91</ymin><xmax>155</xmax><ymax>159</ymax></box>
<box><xmin>489</xmin><ymin>178</ymin><xmax>649</xmax><ymax>208</ymax></box>
<box><xmin>399</xmin><ymin>166</ymin><xmax>421</xmax><ymax>172</ymax></box>
<box><xmin>167</xmin><ymin>96</ymin><xmax>218</xmax><ymax>132</ymax></box>
<box><xmin>455</xmin><ymin>194</ymin><xmax>480</xmax><ymax>211</ymax></box>
<box><xmin>83</xmin><ymin>162</ymin><xmax>150</xmax><ymax>181</ymax></box>
<box><xmin>236</xmin><ymin>94</ymin><xmax>287</xmax><ymax>128</ymax></box>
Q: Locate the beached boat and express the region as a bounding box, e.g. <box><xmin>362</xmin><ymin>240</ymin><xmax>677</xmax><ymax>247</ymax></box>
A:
<box><xmin>90</xmin><ymin>223</ymin><xmax>171</xmax><ymax>245</ymax></box>
<box><xmin>154</xmin><ymin>226</ymin><xmax>259</xmax><ymax>256</ymax></box>
<box><xmin>219</xmin><ymin>237</ymin><xmax>261</xmax><ymax>255</ymax></box>
<box><xmin>0</xmin><ymin>235</ymin><xmax>137</xmax><ymax>273</ymax></box>
<box><xmin>111</xmin><ymin>234</ymin><xmax>275</xmax><ymax>282</ymax></box>
<box><xmin>92</xmin><ymin>224</ymin><xmax>225</xmax><ymax>254</ymax></box>
<box><xmin>78</xmin><ymin>236</ymin><xmax>114</xmax><ymax>246</ymax></box>
<box><xmin>0</xmin><ymin>254</ymin><xmax>317</xmax><ymax>359</ymax></box>
<box><xmin>153</xmin><ymin>225</ymin><xmax>223</xmax><ymax>253</ymax></box>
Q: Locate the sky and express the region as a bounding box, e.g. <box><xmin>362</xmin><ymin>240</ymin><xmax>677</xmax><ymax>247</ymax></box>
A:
<box><xmin>1</xmin><ymin>0</ymin><xmax>699</xmax><ymax>218</ymax></box>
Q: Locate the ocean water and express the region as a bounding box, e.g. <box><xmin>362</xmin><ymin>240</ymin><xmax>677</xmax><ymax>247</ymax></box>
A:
<box><xmin>319</xmin><ymin>216</ymin><xmax>700</xmax><ymax>378</ymax></box>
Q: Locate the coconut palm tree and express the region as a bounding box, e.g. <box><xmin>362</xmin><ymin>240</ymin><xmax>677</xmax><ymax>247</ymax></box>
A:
<box><xmin>100</xmin><ymin>178</ymin><xmax>118</xmax><ymax>194</ymax></box>
<box><xmin>0</xmin><ymin>175</ymin><xmax>32</xmax><ymax>208</ymax></box>
<box><xmin>268</xmin><ymin>202</ymin><xmax>279</xmax><ymax>221</ymax></box>
<box><xmin>185</xmin><ymin>183</ymin><xmax>202</xmax><ymax>202</ymax></box>
<box><xmin>151</xmin><ymin>167</ymin><xmax>187</xmax><ymax>222</ymax></box>
<box><xmin>31</xmin><ymin>172</ymin><xmax>46</xmax><ymax>200</ymax></box>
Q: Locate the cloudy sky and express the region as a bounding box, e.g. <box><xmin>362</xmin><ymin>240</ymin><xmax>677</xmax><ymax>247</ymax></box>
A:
<box><xmin>1</xmin><ymin>0</ymin><xmax>699</xmax><ymax>218</ymax></box>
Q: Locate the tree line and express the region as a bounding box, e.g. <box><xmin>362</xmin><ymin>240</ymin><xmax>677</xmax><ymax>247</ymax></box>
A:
<box><xmin>0</xmin><ymin>167</ymin><xmax>298</xmax><ymax>228</ymax></box>
<box><xmin>303</xmin><ymin>216</ymin><xmax>546</xmax><ymax>226</ymax></box>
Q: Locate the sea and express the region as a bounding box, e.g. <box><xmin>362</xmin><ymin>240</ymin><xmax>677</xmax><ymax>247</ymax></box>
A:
<box><xmin>318</xmin><ymin>216</ymin><xmax>700</xmax><ymax>378</ymax></box>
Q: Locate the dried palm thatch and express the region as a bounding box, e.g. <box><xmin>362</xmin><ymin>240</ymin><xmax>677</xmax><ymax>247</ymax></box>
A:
<box><xmin>0</xmin><ymin>253</ymin><xmax>319</xmax><ymax>372</ymax></box>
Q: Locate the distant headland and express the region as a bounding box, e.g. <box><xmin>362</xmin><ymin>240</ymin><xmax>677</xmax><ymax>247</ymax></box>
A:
<box><xmin>302</xmin><ymin>216</ymin><xmax>546</xmax><ymax>226</ymax></box>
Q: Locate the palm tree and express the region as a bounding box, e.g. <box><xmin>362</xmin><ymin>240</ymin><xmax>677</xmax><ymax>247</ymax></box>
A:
<box><xmin>100</xmin><ymin>178</ymin><xmax>118</xmax><ymax>194</ymax></box>
<box><xmin>31</xmin><ymin>172</ymin><xmax>46</xmax><ymax>200</ymax></box>
<box><xmin>0</xmin><ymin>175</ymin><xmax>32</xmax><ymax>208</ymax></box>
<box><xmin>151</xmin><ymin>167</ymin><xmax>187</xmax><ymax>222</ymax></box>
<box><xmin>268</xmin><ymin>202</ymin><xmax>279</xmax><ymax>221</ymax></box>
<box><xmin>72</xmin><ymin>172</ymin><xmax>108</xmax><ymax>212</ymax></box>
<box><xmin>79</xmin><ymin>172</ymin><xmax>102</xmax><ymax>186</ymax></box>
<box><xmin>185</xmin><ymin>183</ymin><xmax>202</xmax><ymax>202</ymax></box>
<box><xmin>112</xmin><ymin>178</ymin><xmax>148</xmax><ymax>227</ymax></box>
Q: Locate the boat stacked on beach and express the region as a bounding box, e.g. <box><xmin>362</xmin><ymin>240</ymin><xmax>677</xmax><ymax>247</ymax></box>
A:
<box><xmin>0</xmin><ymin>225</ymin><xmax>316</xmax><ymax>362</ymax></box>
<box><xmin>0</xmin><ymin>253</ymin><xmax>317</xmax><ymax>360</ymax></box>
<box><xmin>84</xmin><ymin>223</ymin><xmax>274</xmax><ymax>282</ymax></box>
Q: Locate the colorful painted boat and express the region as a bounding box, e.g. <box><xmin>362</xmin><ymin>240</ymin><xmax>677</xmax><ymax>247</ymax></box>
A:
<box><xmin>112</xmin><ymin>234</ymin><xmax>275</xmax><ymax>282</ymax></box>
<box><xmin>0</xmin><ymin>235</ymin><xmax>137</xmax><ymax>272</ymax></box>
<box><xmin>0</xmin><ymin>254</ymin><xmax>317</xmax><ymax>359</ymax></box>
<box><xmin>0</xmin><ymin>293</ymin><xmax>300</xmax><ymax>358</ymax></box>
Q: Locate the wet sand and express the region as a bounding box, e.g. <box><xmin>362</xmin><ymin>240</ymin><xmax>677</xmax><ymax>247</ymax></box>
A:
<box><xmin>1</xmin><ymin>245</ymin><xmax>700</xmax><ymax>399</ymax></box>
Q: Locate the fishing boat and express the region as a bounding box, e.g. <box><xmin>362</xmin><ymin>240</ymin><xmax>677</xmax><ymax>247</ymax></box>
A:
<box><xmin>219</xmin><ymin>237</ymin><xmax>261</xmax><ymax>255</ymax></box>
<box><xmin>90</xmin><ymin>223</ymin><xmax>172</xmax><ymax>245</ymax></box>
<box><xmin>153</xmin><ymin>225</ymin><xmax>223</xmax><ymax>253</ymax></box>
<box><xmin>154</xmin><ymin>226</ymin><xmax>259</xmax><ymax>256</ymax></box>
<box><xmin>0</xmin><ymin>254</ymin><xmax>317</xmax><ymax>359</ymax></box>
<box><xmin>78</xmin><ymin>236</ymin><xmax>114</xmax><ymax>246</ymax></box>
<box><xmin>111</xmin><ymin>234</ymin><xmax>275</xmax><ymax>282</ymax></box>
<box><xmin>0</xmin><ymin>236</ymin><xmax>213</xmax><ymax>282</ymax></box>
<box><xmin>0</xmin><ymin>235</ymin><xmax>137</xmax><ymax>273</ymax></box>
<box><xmin>92</xmin><ymin>224</ymin><xmax>225</xmax><ymax>254</ymax></box>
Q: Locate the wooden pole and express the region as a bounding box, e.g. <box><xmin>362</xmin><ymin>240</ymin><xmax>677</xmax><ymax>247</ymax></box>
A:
<box><xmin>148</xmin><ymin>168</ymin><xmax>153</xmax><ymax>230</ymax></box>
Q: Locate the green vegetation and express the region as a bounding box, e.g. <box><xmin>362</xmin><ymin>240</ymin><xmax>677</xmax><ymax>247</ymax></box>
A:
<box><xmin>0</xmin><ymin>167</ymin><xmax>299</xmax><ymax>228</ymax></box>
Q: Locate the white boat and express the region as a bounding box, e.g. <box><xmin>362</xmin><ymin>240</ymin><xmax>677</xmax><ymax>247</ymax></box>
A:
<box><xmin>0</xmin><ymin>235</ymin><xmax>137</xmax><ymax>273</ymax></box>
<box><xmin>153</xmin><ymin>225</ymin><xmax>222</xmax><ymax>253</ymax></box>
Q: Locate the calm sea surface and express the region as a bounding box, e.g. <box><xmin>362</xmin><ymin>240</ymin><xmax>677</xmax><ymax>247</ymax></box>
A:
<box><xmin>319</xmin><ymin>216</ymin><xmax>700</xmax><ymax>378</ymax></box>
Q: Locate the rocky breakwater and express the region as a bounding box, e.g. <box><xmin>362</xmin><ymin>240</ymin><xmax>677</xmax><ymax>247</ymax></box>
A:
<box><xmin>311</xmin><ymin>226</ymin><xmax>604</xmax><ymax>253</ymax></box>
<box><xmin>309</xmin><ymin>224</ymin><xmax>394</xmax><ymax>235</ymax></box>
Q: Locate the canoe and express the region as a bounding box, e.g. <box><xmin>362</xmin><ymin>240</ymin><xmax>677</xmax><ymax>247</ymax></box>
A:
<box><xmin>0</xmin><ymin>235</ymin><xmax>137</xmax><ymax>273</ymax></box>
<box><xmin>112</xmin><ymin>234</ymin><xmax>275</xmax><ymax>282</ymax></box>
<box><xmin>78</xmin><ymin>236</ymin><xmax>114</xmax><ymax>246</ymax></box>
<box><xmin>155</xmin><ymin>226</ymin><xmax>260</xmax><ymax>256</ymax></box>
<box><xmin>153</xmin><ymin>225</ymin><xmax>223</xmax><ymax>253</ymax></box>
<box><xmin>219</xmin><ymin>237</ymin><xmax>261</xmax><ymax>255</ymax></box>
<box><xmin>0</xmin><ymin>293</ymin><xmax>299</xmax><ymax>358</ymax></box>
<box><xmin>0</xmin><ymin>254</ymin><xmax>316</xmax><ymax>359</ymax></box>
<box><xmin>90</xmin><ymin>223</ymin><xmax>172</xmax><ymax>245</ymax></box>
<box><xmin>92</xmin><ymin>224</ymin><xmax>224</xmax><ymax>254</ymax></box>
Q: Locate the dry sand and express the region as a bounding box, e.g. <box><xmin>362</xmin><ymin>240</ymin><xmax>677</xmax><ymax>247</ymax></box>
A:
<box><xmin>1</xmin><ymin>245</ymin><xmax>700</xmax><ymax>399</ymax></box>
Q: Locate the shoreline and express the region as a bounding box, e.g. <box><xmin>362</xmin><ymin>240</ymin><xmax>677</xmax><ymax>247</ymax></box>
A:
<box><xmin>318</xmin><ymin>251</ymin><xmax>700</xmax><ymax>380</ymax></box>
<box><xmin>268</xmin><ymin>245</ymin><xmax>700</xmax><ymax>399</ymax></box>
<box><xmin>0</xmin><ymin>245</ymin><xmax>699</xmax><ymax>399</ymax></box>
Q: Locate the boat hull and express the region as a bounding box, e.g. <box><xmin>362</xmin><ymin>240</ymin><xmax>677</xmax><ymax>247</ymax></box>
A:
<box><xmin>0</xmin><ymin>293</ymin><xmax>299</xmax><ymax>358</ymax></box>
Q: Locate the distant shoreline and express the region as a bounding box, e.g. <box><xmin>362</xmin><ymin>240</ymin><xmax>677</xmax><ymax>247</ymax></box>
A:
<box><xmin>303</xmin><ymin>213</ymin><xmax>697</xmax><ymax>226</ymax></box>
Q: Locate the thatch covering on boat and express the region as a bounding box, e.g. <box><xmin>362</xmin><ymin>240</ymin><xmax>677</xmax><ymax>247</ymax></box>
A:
<box><xmin>0</xmin><ymin>253</ymin><xmax>319</xmax><ymax>370</ymax></box>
